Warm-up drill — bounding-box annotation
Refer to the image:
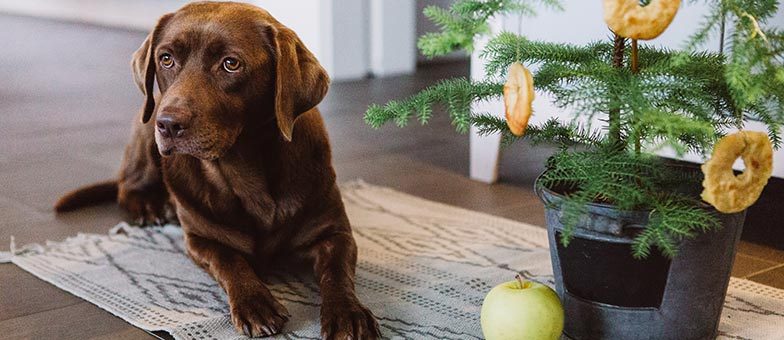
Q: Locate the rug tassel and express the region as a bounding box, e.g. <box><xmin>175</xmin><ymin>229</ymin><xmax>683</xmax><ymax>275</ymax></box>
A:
<box><xmin>109</xmin><ymin>222</ymin><xmax>131</xmax><ymax>235</ymax></box>
<box><xmin>0</xmin><ymin>236</ymin><xmax>15</xmax><ymax>263</ymax></box>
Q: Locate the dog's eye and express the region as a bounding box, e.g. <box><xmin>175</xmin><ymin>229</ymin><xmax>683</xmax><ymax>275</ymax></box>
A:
<box><xmin>222</xmin><ymin>58</ymin><xmax>241</xmax><ymax>73</ymax></box>
<box><xmin>160</xmin><ymin>54</ymin><xmax>175</xmax><ymax>69</ymax></box>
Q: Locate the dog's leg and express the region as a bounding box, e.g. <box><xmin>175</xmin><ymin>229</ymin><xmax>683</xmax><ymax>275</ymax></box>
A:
<box><xmin>185</xmin><ymin>232</ymin><xmax>290</xmax><ymax>338</ymax></box>
<box><xmin>311</xmin><ymin>231</ymin><xmax>380</xmax><ymax>340</ymax></box>
<box><xmin>117</xmin><ymin>116</ymin><xmax>171</xmax><ymax>225</ymax></box>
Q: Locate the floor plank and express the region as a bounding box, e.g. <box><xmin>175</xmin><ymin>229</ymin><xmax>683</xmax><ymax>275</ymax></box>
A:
<box><xmin>0</xmin><ymin>265</ymin><xmax>83</xmax><ymax>321</ymax></box>
<box><xmin>748</xmin><ymin>265</ymin><xmax>784</xmax><ymax>288</ymax></box>
<box><xmin>737</xmin><ymin>241</ymin><xmax>784</xmax><ymax>263</ymax></box>
<box><xmin>730</xmin><ymin>253</ymin><xmax>780</xmax><ymax>278</ymax></box>
<box><xmin>0</xmin><ymin>302</ymin><xmax>154</xmax><ymax>340</ymax></box>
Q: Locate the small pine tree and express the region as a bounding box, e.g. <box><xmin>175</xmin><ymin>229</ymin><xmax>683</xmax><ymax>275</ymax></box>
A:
<box><xmin>365</xmin><ymin>0</ymin><xmax>784</xmax><ymax>258</ymax></box>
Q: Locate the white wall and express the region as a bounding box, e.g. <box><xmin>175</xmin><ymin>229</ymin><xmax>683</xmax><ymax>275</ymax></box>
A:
<box><xmin>0</xmin><ymin>0</ymin><xmax>416</xmax><ymax>80</ymax></box>
<box><xmin>472</xmin><ymin>2</ymin><xmax>784</xmax><ymax>178</ymax></box>
<box><xmin>0</xmin><ymin>0</ymin><xmax>186</xmax><ymax>30</ymax></box>
<box><xmin>256</xmin><ymin>0</ymin><xmax>326</xmax><ymax>69</ymax></box>
<box><xmin>370</xmin><ymin>0</ymin><xmax>416</xmax><ymax>76</ymax></box>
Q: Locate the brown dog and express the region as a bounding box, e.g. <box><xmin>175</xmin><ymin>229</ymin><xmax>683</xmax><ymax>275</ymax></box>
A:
<box><xmin>54</xmin><ymin>2</ymin><xmax>380</xmax><ymax>339</ymax></box>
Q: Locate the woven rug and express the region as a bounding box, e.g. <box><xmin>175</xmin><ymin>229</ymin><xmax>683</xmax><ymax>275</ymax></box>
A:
<box><xmin>4</xmin><ymin>181</ymin><xmax>784</xmax><ymax>339</ymax></box>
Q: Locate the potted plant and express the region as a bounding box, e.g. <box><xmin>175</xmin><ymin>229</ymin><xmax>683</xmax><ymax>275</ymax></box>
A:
<box><xmin>364</xmin><ymin>0</ymin><xmax>784</xmax><ymax>339</ymax></box>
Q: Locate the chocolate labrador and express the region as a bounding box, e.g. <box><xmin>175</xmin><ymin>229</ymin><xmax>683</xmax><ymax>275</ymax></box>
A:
<box><xmin>54</xmin><ymin>2</ymin><xmax>380</xmax><ymax>338</ymax></box>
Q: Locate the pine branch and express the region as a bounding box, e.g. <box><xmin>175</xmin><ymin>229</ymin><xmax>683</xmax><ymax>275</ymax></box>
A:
<box><xmin>364</xmin><ymin>78</ymin><xmax>502</xmax><ymax>132</ymax></box>
<box><xmin>633</xmin><ymin>195</ymin><xmax>721</xmax><ymax>258</ymax></box>
<box><xmin>686</xmin><ymin>0</ymin><xmax>784</xmax><ymax>142</ymax></box>
<box><xmin>480</xmin><ymin>36</ymin><xmax>736</xmax><ymax>155</ymax></box>
<box><xmin>417</xmin><ymin>0</ymin><xmax>563</xmax><ymax>58</ymax></box>
<box><xmin>629</xmin><ymin>109</ymin><xmax>717</xmax><ymax>156</ymax></box>
<box><xmin>480</xmin><ymin>32</ymin><xmax>611</xmax><ymax>78</ymax></box>
<box><xmin>539</xmin><ymin>149</ymin><xmax>661</xmax><ymax>209</ymax></box>
<box><xmin>471</xmin><ymin>115</ymin><xmax>605</xmax><ymax>147</ymax></box>
<box><xmin>540</xmin><ymin>148</ymin><xmax>721</xmax><ymax>258</ymax></box>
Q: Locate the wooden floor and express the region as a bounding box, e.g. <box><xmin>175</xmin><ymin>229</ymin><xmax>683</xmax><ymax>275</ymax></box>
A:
<box><xmin>1</xmin><ymin>15</ymin><xmax>783</xmax><ymax>339</ymax></box>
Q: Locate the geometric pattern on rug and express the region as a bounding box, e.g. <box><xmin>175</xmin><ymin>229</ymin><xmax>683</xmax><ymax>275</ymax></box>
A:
<box><xmin>7</xmin><ymin>181</ymin><xmax>784</xmax><ymax>339</ymax></box>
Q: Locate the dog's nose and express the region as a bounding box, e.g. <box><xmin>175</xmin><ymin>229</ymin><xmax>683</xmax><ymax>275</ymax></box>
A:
<box><xmin>156</xmin><ymin>115</ymin><xmax>187</xmax><ymax>138</ymax></box>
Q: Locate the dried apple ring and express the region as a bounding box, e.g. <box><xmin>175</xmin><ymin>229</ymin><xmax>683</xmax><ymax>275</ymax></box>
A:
<box><xmin>604</xmin><ymin>0</ymin><xmax>681</xmax><ymax>40</ymax></box>
<box><xmin>701</xmin><ymin>131</ymin><xmax>774</xmax><ymax>213</ymax></box>
<box><xmin>504</xmin><ymin>62</ymin><xmax>535</xmax><ymax>136</ymax></box>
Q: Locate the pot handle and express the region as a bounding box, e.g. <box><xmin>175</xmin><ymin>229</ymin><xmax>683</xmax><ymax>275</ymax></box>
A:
<box><xmin>533</xmin><ymin>178</ymin><xmax>558</xmax><ymax>206</ymax></box>
<box><xmin>623</xmin><ymin>223</ymin><xmax>647</xmax><ymax>231</ymax></box>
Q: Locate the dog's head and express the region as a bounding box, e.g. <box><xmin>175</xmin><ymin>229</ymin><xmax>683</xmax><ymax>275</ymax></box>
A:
<box><xmin>132</xmin><ymin>2</ymin><xmax>329</xmax><ymax>160</ymax></box>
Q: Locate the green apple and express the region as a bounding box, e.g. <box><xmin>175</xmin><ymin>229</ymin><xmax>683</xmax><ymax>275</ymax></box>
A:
<box><xmin>480</xmin><ymin>275</ymin><xmax>564</xmax><ymax>340</ymax></box>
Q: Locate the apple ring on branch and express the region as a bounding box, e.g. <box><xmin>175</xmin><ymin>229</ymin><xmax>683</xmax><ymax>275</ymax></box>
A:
<box><xmin>504</xmin><ymin>62</ymin><xmax>535</xmax><ymax>136</ymax></box>
<box><xmin>701</xmin><ymin>131</ymin><xmax>774</xmax><ymax>214</ymax></box>
<box><xmin>604</xmin><ymin>0</ymin><xmax>681</xmax><ymax>40</ymax></box>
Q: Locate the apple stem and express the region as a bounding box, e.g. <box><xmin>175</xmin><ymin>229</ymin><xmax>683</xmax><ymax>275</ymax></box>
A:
<box><xmin>515</xmin><ymin>274</ymin><xmax>525</xmax><ymax>289</ymax></box>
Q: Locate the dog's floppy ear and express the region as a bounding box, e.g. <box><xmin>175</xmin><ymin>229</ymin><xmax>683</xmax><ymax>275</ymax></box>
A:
<box><xmin>270</xmin><ymin>25</ymin><xmax>330</xmax><ymax>141</ymax></box>
<box><xmin>131</xmin><ymin>13</ymin><xmax>173</xmax><ymax>124</ymax></box>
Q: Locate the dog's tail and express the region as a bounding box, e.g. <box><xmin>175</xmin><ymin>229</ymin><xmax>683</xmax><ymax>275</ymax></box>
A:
<box><xmin>54</xmin><ymin>180</ymin><xmax>118</xmax><ymax>212</ymax></box>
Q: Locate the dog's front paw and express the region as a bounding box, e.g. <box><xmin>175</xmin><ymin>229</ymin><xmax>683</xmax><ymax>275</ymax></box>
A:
<box><xmin>320</xmin><ymin>301</ymin><xmax>380</xmax><ymax>340</ymax></box>
<box><xmin>229</xmin><ymin>287</ymin><xmax>291</xmax><ymax>338</ymax></box>
<box><xmin>118</xmin><ymin>189</ymin><xmax>172</xmax><ymax>226</ymax></box>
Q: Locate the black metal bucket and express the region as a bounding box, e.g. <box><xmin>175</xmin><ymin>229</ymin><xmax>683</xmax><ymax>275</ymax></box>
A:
<box><xmin>536</xmin><ymin>178</ymin><xmax>746</xmax><ymax>340</ymax></box>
